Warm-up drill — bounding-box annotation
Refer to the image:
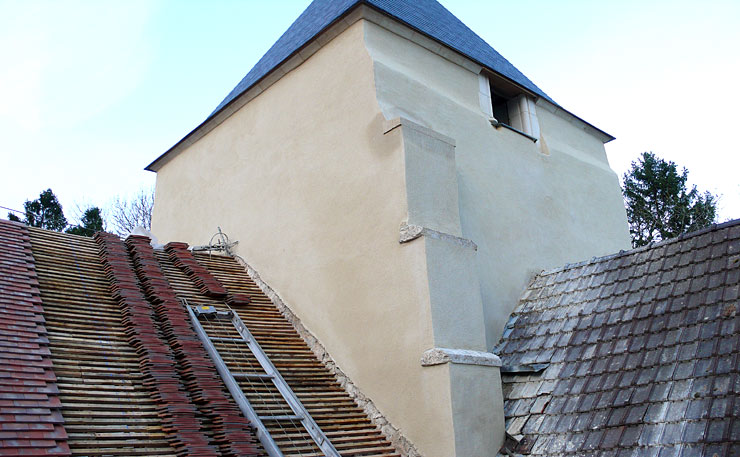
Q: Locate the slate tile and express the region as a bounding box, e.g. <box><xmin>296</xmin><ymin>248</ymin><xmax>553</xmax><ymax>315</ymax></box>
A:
<box><xmin>522</xmin><ymin>414</ymin><xmax>544</xmax><ymax>434</ymax></box>
<box><xmin>530</xmin><ymin>435</ymin><xmax>552</xmax><ymax>455</ymax></box>
<box><xmin>706</xmin><ymin>419</ymin><xmax>727</xmax><ymax>442</ymax></box>
<box><xmin>665</xmin><ymin>400</ymin><xmax>690</xmax><ymax>422</ymax></box>
<box><xmin>544</xmin><ymin>396</ymin><xmax>567</xmax><ymax>415</ymax></box>
<box><xmin>650</xmin><ymin>383</ymin><xmax>672</xmax><ymax>402</ymax></box>
<box><xmin>680</xmin><ymin>325</ymin><xmax>701</xmax><ymax>343</ymax></box>
<box><xmin>596</xmin><ymin>390</ymin><xmax>617</xmax><ymax>410</ymax></box>
<box><xmin>601</xmin><ymin>373</ymin><xmax>621</xmax><ymax>392</ymax></box>
<box><xmin>690</xmin><ymin>377</ymin><xmax>712</xmax><ymax>397</ymax></box>
<box><xmin>680</xmin><ymin>444</ymin><xmax>705</xmax><ymax>457</ymax></box>
<box><xmin>637</xmin><ymin>367</ymin><xmax>659</xmax><ymax>385</ymax></box>
<box><xmin>618</xmin><ymin>322</ymin><xmax>633</xmax><ymax>338</ymax></box>
<box><xmin>662</xmin><ymin>422</ymin><xmax>685</xmax><ymax>444</ymax></box>
<box><xmin>538</xmin><ymin>379</ymin><xmax>557</xmax><ymax>395</ymax></box>
<box><xmin>514</xmin><ymin>397</ymin><xmax>536</xmax><ymax>416</ymax></box>
<box><xmin>663</xmin><ymin>312</ymin><xmax>683</xmax><ymax>332</ymax></box>
<box><xmin>570</xmin><ymin>377</ymin><xmax>588</xmax><ymax>395</ymax></box>
<box><xmin>673</xmin><ymin>361</ymin><xmax>696</xmax><ymax>380</ymax></box>
<box><xmin>590</xmin><ymin>408</ymin><xmax>610</xmax><ymax>429</ymax></box>
<box><xmin>669</xmin><ymin>380</ymin><xmax>694</xmax><ymax>400</ymax></box>
<box><xmin>643</xmin><ymin>348</ymin><xmax>661</xmax><ymax>366</ymax></box>
<box><xmin>645</xmin><ymin>402</ymin><xmax>669</xmax><ymax>424</ymax></box>
<box><xmin>591</xmin><ymin>357</ymin><xmax>609</xmax><ymax>376</ymax></box>
<box><xmin>572</xmin><ymin>412</ymin><xmax>594</xmax><ymax>432</ymax></box>
<box><xmin>554</xmin><ymin>414</ymin><xmax>576</xmax><ymax>433</ymax></box>
<box><xmin>718</xmin><ymin>336</ymin><xmax>737</xmax><ymax>355</ymax></box>
<box><xmin>686</xmin><ymin>398</ymin><xmax>710</xmax><ymax>420</ymax></box>
<box><xmin>712</xmin><ymin>375</ymin><xmax>731</xmax><ymax>395</ymax></box>
<box><xmin>720</xmin><ymin>317</ymin><xmax>737</xmax><ymax>336</ymax></box>
<box><xmin>625</xmin><ymin>352</ymin><xmax>645</xmax><ymax>371</ymax></box>
<box><xmin>632</xmin><ymin>384</ymin><xmax>652</xmax><ymax>404</ymax></box>
<box><xmin>608</xmin><ymin>355</ymin><xmax>627</xmax><ymax>373</ymax></box>
<box><xmin>658</xmin><ymin>445</ymin><xmax>681</xmax><ymax>457</ymax></box>
<box><xmin>620</xmin><ymin>424</ymin><xmax>641</xmax><ymax>447</ymax></box>
<box><xmin>607</xmin><ymin>406</ymin><xmax>629</xmax><ymax>427</ymax></box>
<box><xmin>714</xmin><ymin>353</ymin><xmax>734</xmax><ymax>375</ymax></box>
<box><xmin>565</xmin><ymin>396</ymin><xmax>585</xmax><ymax>415</ymax></box>
<box><xmin>529</xmin><ymin>395</ymin><xmax>550</xmax><ymax>415</ymax></box>
<box><xmin>729</xmin><ymin>418</ymin><xmax>740</xmax><ymax>441</ymax></box>
<box><xmin>705</xmin><ymin>444</ymin><xmax>727</xmax><ymax>457</ymax></box>
<box><xmin>709</xmin><ymin>397</ymin><xmax>729</xmax><ymax>418</ymax></box>
<box><xmin>564</xmin><ymin>432</ymin><xmax>587</xmax><ymax>453</ymax></box>
<box><xmin>582</xmin><ymin>429</ymin><xmax>605</xmax><ymax>451</ymax></box>
<box><xmin>639</xmin><ymin>422</ymin><xmax>666</xmax><ymax>446</ymax></box>
<box><xmin>682</xmin><ymin>420</ymin><xmax>707</xmax><ymax>443</ymax></box>
<box><xmin>678</xmin><ymin>342</ymin><xmax>699</xmax><ymax>361</ymax></box>
<box><xmin>600</xmin><ymin>426</ymin><xmax>623</xmax><ymax>449</ymax></box>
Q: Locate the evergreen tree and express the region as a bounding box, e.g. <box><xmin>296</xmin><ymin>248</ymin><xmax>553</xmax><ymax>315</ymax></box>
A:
<box><xmin>7</xmin><ymin>189</ymin><xmax>68</xmax><ymax>231</ymax></box>
<box><xmin>623</xmin><ymin>152</ymin><xmax>717</xmax><ymax>247</ymax></box>
<box><xmin>66</xmin><ymin>207</ymin><xmax>105</xmax><ymax>237</ymax></box>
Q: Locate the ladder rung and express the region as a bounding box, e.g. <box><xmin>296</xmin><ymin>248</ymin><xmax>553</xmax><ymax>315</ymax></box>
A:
<box><xmin>233</xmin><ymin>372</ymin><xmax>274</xmax><ymax>379</ymax></box>
<box><xmin>210</xmin><ymin>337</ymin><xmax>245</xmax><ymax>343</ymax></box>
<box><xmin>259</xmin><ymin>414</ymin><xmax>303</xmax><ymax>421</ymax></box>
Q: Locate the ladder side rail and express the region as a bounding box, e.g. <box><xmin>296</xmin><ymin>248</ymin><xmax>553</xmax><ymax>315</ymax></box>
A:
<box><xmin>186</xmin><ymin>305</ymin><xmax>284</xmax><ymax>457</ymax></box>
<box><xmin>230</xmin><ymin>311</ymin><xmax>342</xmax><ymax>457</ymax></box>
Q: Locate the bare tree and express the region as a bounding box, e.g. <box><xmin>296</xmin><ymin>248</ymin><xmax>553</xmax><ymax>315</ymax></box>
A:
<box><xmin>110</xmin><ymin>187</ymin><xmax>154</xmax><ymax>236</ymax></box>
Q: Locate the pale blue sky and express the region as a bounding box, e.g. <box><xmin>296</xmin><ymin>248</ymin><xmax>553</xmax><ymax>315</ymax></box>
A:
<box><xmin>1</xmin><ymin>0</ymin><xmax>738</xmax><ymax>224</ymax></box>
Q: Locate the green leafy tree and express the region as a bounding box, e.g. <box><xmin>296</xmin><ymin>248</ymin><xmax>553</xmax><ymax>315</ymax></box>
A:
<box><xmin>66</xmin><ymin>207</ymin><xmax>105</xmax><ymax>237</ymax></box>
<box><xmin>7</xmin><ymin>189</ymin><xmax>68</xmax><ymax>231</ymax></box>
<box><xmin>623</xmin><ymin>152</ymin><xmax>717</xmax><ymax>247</ymax></box>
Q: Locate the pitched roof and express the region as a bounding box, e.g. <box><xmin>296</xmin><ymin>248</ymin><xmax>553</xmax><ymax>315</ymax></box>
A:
<box><xmin>0</xmin><ymin>221</ymin><xmax>69</xmax><ymax>456</ymax></box>
<box><xmin>0</xmin><ymin>221</ymin><xmax>400</xmax><ymax>456</ymax></box>
<box><xmin>212</xmin><ymin>0</ymin><xmax>552</xmax><ymax>117</ymax></box>
<box><xmin>495</xmin><ymin>220</ymin><xmax>740</xmax><ymax>456</ymax></box>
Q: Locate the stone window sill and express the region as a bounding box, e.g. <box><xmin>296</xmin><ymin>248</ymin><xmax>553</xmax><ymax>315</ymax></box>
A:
<box><xmin>490</xmin><ymin>118</ymin><xmax>538</xmax><ymax>143</ymax></box>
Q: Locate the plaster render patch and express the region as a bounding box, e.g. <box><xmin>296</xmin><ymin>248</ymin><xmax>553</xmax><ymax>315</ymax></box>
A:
<box><xmin>231</xmin><ymin>255</ymin><xmax>421</xmax><ymax>457</ymax></box>
<box><xmin>421</xmin><ymin>347</ymin><xmax>502</xmax><ymax>368</ymax></box>
<box><xmin>399</xmin><ymin>222</ymin><xmax>477</xmax><ymax>251</ymax></box>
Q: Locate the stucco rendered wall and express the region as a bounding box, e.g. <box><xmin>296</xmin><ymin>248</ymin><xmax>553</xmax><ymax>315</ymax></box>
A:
<box><xmin>363</xmin><ymin>21</ymin><xmax>631</xmax><ymax>348</ymax></box>
<box><xmin>152</xmin><ymin>13</ymin><xmax>632</xmax><ymax>456</ymax></box>
<box><xmin>152</xmin><ymin>20</ymin><xmax>459</xmax><ymax>457</ymax></box>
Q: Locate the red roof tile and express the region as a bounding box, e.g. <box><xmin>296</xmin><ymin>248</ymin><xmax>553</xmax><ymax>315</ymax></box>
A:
<box><xmin>0</xmin><ymin>220</ymin><xmax>69</xmax><ymax>457</ymax></box>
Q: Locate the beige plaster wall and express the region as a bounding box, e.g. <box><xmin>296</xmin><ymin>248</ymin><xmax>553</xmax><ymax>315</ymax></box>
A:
<box><xmin>152</xmin><ymin>20</ymin><xmax>457</xmax><ymax>457</ymax></box>
<box><xmin>363</xmin><ymin>21</ymin><xmax>631</xmax><ymax>348</ymax></box>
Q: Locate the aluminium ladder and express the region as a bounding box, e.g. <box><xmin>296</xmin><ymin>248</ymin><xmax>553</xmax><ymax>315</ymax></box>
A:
<box><xmin>186</xmin><ymin>301</ymin><xmax>341</xmax><ymax>457</ymax></box>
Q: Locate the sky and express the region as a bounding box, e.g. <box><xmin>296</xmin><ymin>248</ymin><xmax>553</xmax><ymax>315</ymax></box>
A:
<box><xmin>1</xmin><ymin>0</ymin><xmax>738</xmax><ymax>225</ymax></box>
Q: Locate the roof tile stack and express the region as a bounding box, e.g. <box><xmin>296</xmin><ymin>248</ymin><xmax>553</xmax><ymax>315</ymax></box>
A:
<box><xmin>496</xmin><ymin>220</ymin><xmax>740</xmax><ymax>456</ymax></box>
<box><xmin>0</xmin><ymin>221</ymin><xmax>69</xmax><ymax>456</ymax></box>
<box><xmin>93</xmin><ymin>232</ymin><xmax>217</xmax><ymax>457</ymax></box>
<box><xmin>125</xmin><ymin>235</ymin><xmax>260</xmax><ymax>457</ymax></box>
<box><xmin>165</xmin><ymin>243</ymin><xmax>228</xmax><ymax>298</ymax></box>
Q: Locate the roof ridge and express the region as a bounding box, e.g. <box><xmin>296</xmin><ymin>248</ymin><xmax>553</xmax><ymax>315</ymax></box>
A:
<box><xmin>537</xmin><ymin>217</ymin><xmax>740</xmax><ymax>277</ymax></box>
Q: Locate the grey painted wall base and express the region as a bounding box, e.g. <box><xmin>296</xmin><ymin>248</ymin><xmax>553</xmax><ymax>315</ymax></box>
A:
<box><xmin>387</xmin><ymin>117</ymin><xmax>504</xmax><ymax>455</ymax></box>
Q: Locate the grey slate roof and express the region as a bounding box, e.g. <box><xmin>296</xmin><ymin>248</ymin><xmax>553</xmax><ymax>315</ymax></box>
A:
<box><xmin>211</xmin><ymin>0</ymin><xmax>553</xmax><ymax>116</ymax></box>
<box><xmin>495</xmin><ymin>220</ymin><xmax>740</xmax><ymax>456</ymax></box>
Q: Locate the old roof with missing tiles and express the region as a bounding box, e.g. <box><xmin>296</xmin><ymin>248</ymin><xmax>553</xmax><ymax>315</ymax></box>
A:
<box><xmin>496</xmin><ymin>220</ymin><xmax>740</xmax><ymax>456</ymax></box>
<box><xmin>0</xmin><ymin>219</ymin><xmax>399</xmax><ymax>457</ymax></box>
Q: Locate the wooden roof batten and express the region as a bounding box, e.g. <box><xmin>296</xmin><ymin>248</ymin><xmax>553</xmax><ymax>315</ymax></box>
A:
<box><xmin>3</xmin><ymin>224</ymin><xmax>402</xmax><ymax>457</ymax></box>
